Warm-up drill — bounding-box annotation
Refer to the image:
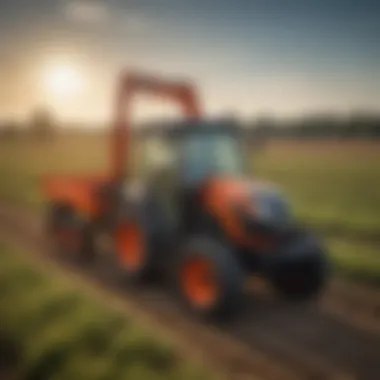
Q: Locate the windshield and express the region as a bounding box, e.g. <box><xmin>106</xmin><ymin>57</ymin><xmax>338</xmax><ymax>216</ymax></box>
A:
<box><xmin>137</xmin><ymin>136</ymin><xmax>177</xmax><ymax>179</ymax></box>
<box><xmin>181</xmin><ymin>132</ymin><xmax>246</xmax><ymax>183</ymax></box>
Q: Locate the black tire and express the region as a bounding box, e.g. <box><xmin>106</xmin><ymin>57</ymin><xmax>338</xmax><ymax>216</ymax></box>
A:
<box><xmin>176</xmin><ymin>236</ymin><xmax>244</xmax><ymax>321</ymax></box>
<box><xmin>271</xmin><ymin>256</ymin><xmax>329</xmax><ymax>301</ymax></box>
<box><xmin>112</xmin><ymin>198</ymin><xmax>165</xmax><ymax>284</ymax></box>
<box><xmin>46</xmin><ymin>203</ymin><xmax>93</xmax><ymax>266</ymax></box>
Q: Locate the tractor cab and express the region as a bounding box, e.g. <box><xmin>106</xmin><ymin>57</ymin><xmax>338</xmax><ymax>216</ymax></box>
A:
<box><xmin>177</xmin><ymin>121</ymin><xmax>247</xmax><ymax>186</ymax></box>
<box><xmin>135</xmin><ymin>120</ymin><xmax>249</xmax><ymax>230</ymax></box>
<box><xmin>136</xmin><ymin>119</ymin><xmax>248</xmax><ymax>186</ymax></box>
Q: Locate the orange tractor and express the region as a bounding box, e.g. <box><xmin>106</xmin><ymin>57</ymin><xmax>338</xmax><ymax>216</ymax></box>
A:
<box><xmin>43</xmin><ymin>70</ymin><xmax>329</xmax><ymax>319</ymax></box>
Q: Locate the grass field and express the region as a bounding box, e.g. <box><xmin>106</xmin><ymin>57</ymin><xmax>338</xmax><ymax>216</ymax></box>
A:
<box><xmin>255</xmin><ymin>140</ymin><xmax>380</xmax><ymax>235</ymax></box>
<box><xmin>0</xmin><ymin>135</ymin><xmax>379</xmax><ymax>286</ymax></box>
<box><xmin>0</xmin><ymin>135</ymin><xmax>108</xmax><ymax>208</ymax></box>
<box><xmin>0</xmin><ymin>241</ymin><xmax>215</xmax><ymax>380</ymax></box>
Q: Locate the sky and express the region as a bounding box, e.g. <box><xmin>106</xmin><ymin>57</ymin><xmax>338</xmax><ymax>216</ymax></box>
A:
<box><xmin>0</xmin><ymin>0</ymin><xmax>379</xmax><ymax>122</ymax></box>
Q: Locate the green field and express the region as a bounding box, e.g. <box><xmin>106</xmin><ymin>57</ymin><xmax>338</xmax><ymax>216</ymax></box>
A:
<box><xmin>0</xmin><ymin>135</ymin><xmax>379</xmax><ymax>286</ymax></box>
<box><xmin>255</xmin><ymin>140</ymin><xmax>380</xmax><ymax>236</ymax></box>
<box><xmin>0</xmin><ymin>135</ymin><xmax>108</xmax><ymax>207</ymax></box>
<box><xmin>0</xmin><ymin>241</ymin><xmax>215</xmax><ymax>380</ymax></box>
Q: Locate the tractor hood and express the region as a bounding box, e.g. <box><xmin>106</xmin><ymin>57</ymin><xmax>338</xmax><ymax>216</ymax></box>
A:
<box><xmin>203</xmin><ymin>176</ymin><xmax>293</xmax><ymax>248</ymax></box>
<box><xmin>203</xmin><ymin>176</ymin><xmax>281</xmax><ymax>216</ymax></box>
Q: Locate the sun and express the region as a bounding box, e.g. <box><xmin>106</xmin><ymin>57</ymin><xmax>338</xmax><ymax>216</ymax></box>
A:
<box><xmin>44</xmin><ymin>64</ymin><xmax>84</xmax><ymax>97</ymax></box>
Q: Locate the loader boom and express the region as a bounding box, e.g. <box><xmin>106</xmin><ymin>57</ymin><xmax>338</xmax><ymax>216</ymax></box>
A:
<box><xmin>112</xmin><ymin>71</ymin><xmax>202</xmax><ymax>181</ymax></box>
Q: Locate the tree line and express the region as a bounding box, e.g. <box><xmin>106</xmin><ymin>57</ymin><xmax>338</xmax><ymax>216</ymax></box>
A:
<box><xmin>1</xmin><ymin>109</ymin><xmax>380</xmax><ymax>141</ymax></box>
<box><xmin>249</xmin><ymin>112</ymin><xmax>380</xmax><ymax>140</ymax></box>
<box><xmin>0</xmin><ymin>108</ymin><xmax>55</xmax><ymax>140</ymax></box>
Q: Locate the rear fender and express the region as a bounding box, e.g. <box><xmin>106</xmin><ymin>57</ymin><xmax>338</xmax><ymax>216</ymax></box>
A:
<box><xmin>42</xmin><ymin>175</ymin><xmax>107</xmax><ymax>218</ymax></box>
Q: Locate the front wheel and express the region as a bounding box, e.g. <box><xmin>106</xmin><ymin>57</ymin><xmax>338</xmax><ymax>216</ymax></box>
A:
<box><xmin>177</xmin><ymin>236</ymin><xmax>244</xmax><ymax>321</ymax></box>
<box><xmin>270</xmin><ymin>254</ymin><xmax>329</xmax><ymax>301</ymax></box>
<box><xmin>267</xmin><ymin>233</ymin><xmax>330</xmax><ymax>301</ymax></box>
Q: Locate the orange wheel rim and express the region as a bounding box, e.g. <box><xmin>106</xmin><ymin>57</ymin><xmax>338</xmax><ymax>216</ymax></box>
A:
<box><xmin>182</xmin><ymin>257</ymin><xmax>219</xmax><ymax>308</ymax></box>
<box><xmin>116</xmin><ymin>224</ymin><xmax>145</xmax><ymax>271</ymax></box>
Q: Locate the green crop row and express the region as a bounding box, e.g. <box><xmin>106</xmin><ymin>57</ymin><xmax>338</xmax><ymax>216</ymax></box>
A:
<box><xmin>328</xmin><ymin>238</ymin><xmax>380</xmax><ymax>287</ymax></box>
<box><xmin>0</xmin><ymin>242</ymin><xmax>216</xmax><ymax>380</ymax></box>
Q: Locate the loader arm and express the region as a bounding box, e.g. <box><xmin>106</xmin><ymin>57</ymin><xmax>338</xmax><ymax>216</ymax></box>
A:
<box><xmin>112</xmin><ymin>71</ymin><xmax>202</xmax><ymax>181</ymax></box>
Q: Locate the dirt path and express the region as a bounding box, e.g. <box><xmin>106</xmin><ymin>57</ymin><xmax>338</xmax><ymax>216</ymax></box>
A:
<box><xmin>0</xmin><ymin>205</ymin><xmax>380</xmax><ymax>380</ymax></box>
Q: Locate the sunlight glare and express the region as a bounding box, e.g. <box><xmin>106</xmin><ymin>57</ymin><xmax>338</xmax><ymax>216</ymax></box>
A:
<box><xmin>44</xmin><ymin>64</ymin><xmax>84</xmax><ymax>97</ymax></box>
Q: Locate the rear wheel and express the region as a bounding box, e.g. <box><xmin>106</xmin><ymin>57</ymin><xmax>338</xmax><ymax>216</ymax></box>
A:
<box><xmin>46</xmin><ymin>203</ymin><xmax>92</xmax><ymax>265</ymax></box>
<box><xmin>177</xmin><ymin>237</ymin><xmax>244</xmax><ymax>320</ymax></box>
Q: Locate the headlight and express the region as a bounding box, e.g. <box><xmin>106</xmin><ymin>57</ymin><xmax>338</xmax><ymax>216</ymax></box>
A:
<box><xmin>256</xmin><ymin>189</ymin><xmax>292</xmax><ymax>227</ymax></box>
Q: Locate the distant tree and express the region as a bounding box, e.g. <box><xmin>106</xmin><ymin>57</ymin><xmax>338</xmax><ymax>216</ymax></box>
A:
<box><xmin>248</xmin><ymin>111</ymin><xmax>380</xmax><ymax>141</ymax></box>
<box><xmin>0</xmin><ymin>121</ymin><xmax>18</xmax><ymax>140</ymax></box>
<box><xmin>249</xmin><ymin>114</ymin><xmax>277</xmax><ymax>149</ymax></box>
<box><xmin>29</xmin><ymin>108</ymin><xmax>56</xmax><ymax>140</ymax></box>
